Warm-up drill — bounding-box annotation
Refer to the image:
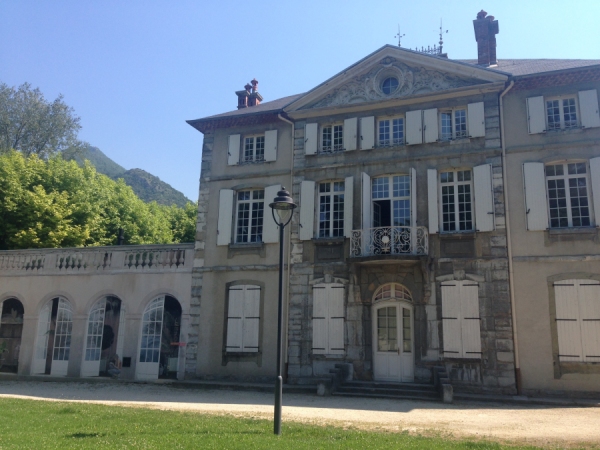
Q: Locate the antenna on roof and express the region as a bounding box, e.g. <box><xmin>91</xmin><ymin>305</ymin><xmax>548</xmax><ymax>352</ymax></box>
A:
<box><xmin>395</xmin><ymin>25</ymin><xmax>405</xmax><ymax>47</ymax></box>
<box><xmin>439</xmin><ymin>19</ymin><xmax>448</xmax><ymax>54</ymax></box>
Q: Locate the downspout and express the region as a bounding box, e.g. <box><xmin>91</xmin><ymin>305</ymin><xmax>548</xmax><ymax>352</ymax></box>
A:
<box><xmin>499</xmin><ymin>80</ymin><xmax>521</xmax><ymax>394</ymax></box>
<box><xmin>277</xmin><ymin>113</ymin><xmax>294</xmax><ymax>382</ymax></box>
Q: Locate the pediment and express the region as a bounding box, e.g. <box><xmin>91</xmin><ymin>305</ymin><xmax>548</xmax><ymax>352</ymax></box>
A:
<box><xmin>285</xmin><ymin>46</ymin><xmax>508</xmax><ymax>112</ymax></box>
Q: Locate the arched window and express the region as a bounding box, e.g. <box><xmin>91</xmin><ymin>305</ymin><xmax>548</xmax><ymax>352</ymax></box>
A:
<box><xmin>373</xmin><ymin>283</ymin><xmax>412</xmax><ymax>302</ymax></box>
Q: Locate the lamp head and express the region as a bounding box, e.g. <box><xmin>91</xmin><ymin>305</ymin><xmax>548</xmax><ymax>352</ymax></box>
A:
<box><xmin>269</xmin><ymin>187</ymin><xmax>297</xmax><ymax>225</ymax></box>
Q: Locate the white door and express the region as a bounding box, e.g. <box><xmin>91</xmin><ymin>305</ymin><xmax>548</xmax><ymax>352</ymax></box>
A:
<box><xmin>136</xmin><ymin>296</ymin><xmax>165</xmax><ymax>380</ymax></box>
<box><xmin>50</xmin><ymin>298</ymin><xmax>73</xmax><ymax>377</ymax></box>
<box><xmin>31</xmin><ymin>302</ymin><xmax>52</xmax><ymax>374</ymax></box>
<box><xmin>372</xmin><ymin>302</ymin><xmax>414</xmax><ymax>382</ymax></box>
<box><xmin>81</xmin><ymin>299</ymin><xmax>106</xmax><ymax>377</ymax></box>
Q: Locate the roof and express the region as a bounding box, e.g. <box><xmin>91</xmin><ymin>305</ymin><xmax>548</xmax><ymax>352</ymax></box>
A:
<box><xmin>458</xmin><ymin>59</ymin><xmax>600</xmax><ymax>76</ymax></box>
<box><xmin>193</xmin><ymin>94</ymin><xmax>303</xmax><ymax>121</ymax></box>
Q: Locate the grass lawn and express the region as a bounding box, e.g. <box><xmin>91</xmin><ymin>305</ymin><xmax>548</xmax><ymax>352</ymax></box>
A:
<box><xmin>0</xmin><ymin>398</ymin><xmax>540</xmax><ymax>449</ymax></box>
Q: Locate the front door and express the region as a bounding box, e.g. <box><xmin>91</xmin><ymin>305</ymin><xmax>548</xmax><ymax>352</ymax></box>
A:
<box><xmin>372</xmin><ymin>302</ymin><xmax>414</xmax><ymax>382</ymax></box>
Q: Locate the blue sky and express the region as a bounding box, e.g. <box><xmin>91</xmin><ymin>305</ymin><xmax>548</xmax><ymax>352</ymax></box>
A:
<box><xmin>1</xmin><ymin>0</ymin><xmax>598</xmax><ymax>201</ymax></box>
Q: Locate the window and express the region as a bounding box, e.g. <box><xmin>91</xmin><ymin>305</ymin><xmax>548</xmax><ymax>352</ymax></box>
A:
<box><xmin>242</xmin><ymin>135</ymin><xmax>265</xmax><ymax>163</ymax></box>
<box><xmin>440</xmin><ymin>170</ymin><xmax>473</xmax><ymax>232</ymax></box>
<box><xmin>321</xmin><ymin>124</ymin><xmax>343</xmax><ymax>153</ymax></box>
<box><xmin>527</xmin><ymin>90</ymin><xmax>600</xmax><ymax>135</ymax></box>
<box><xmin>312</xmin><ymin>283</ymin><xmax>345</xmax><ymax>355</ymax></box>
<box><xmin>381</xmin><ymin>77</ymin><xmax>399</xmax><ymax>95</ymax></box>
<box><xmin>441</xmin><ymin>280</ymin><xmax>482</xmax><ymax>359</ymax></box>
<box><xmin>226</xmin><ymin>285</ymin><xmax>260</xmax><ymax>353</ymax></box>
<box><xmin>372</xmin><ymin>175</ymin><xmax>411</xmax><ymax>228</ymax></box>
<box><xmin>545</xmin><ymin>162</ymin><xmax>591</xmax><ymax>228</ymax></box>
<box><xmin>318</xmin><ymin>181</ymin><xmax>345</xmax><ymax>238</ymax></box>
<box><xmin>546</xmin><ymin>97</ymin><xmax>578</xmax><ymax>131</ymax></box>
<box><xmin>440</xmin><ymin>108</ymin><xmax>468</xmax><ymax>141</ymax></box>
<box><xmin>235</xmin><ymin>189</ymin><xmax>264</xmax><ymax>243</ymax></box>
<box><xmin>378</xmin><ymin>117</ymin><xmax>404</xmax><ymax>146</ymax></box>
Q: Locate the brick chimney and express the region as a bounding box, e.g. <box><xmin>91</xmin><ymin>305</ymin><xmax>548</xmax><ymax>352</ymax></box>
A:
<box><xmin>248</xmin><ymin>79</ymin><xmax>263</xmax><ymax>107</ymax></box>
<box><xmin>235</xmin><ymin>83</ymin><xmax>252</xmax><ymax>109</ymax></box>
<box><xmin>473</xmin><ymin>10</ymin><xmax>499</xmax><ymax>66</ymax></box>
<box><xmin>235</xmin><ymin>79</ymin><xmax>263</xmax><ymax>109</ymax></box>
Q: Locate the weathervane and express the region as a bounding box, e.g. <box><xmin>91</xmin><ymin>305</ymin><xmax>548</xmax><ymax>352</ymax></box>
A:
<box><xmin>439</xmin><ymin>19</ymin><xmax>448</xmax><ymax>54</ymax></box>
<box><xmin>395</xmin><ymin>25</ymin><xmax>405</xmax><ymax>47</ymax></box>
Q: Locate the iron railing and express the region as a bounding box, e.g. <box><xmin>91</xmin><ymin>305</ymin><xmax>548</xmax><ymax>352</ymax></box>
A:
<box><xmin>350</xmin><ymin>226</ymin><xmax>428</xmax><ymax>257</ymax></box>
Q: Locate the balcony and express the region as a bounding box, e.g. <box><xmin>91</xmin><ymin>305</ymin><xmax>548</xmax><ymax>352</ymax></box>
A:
<box><xmin>350</xmin><ymin>226</ymin><xmax>428</xmax><ymax>258</ymax></box>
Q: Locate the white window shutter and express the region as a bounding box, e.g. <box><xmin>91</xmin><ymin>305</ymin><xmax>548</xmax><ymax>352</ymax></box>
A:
<box><xmin>262</xmin><ymin>185</ymin><xmax>281</xmax><ymax>243</ymax></box>
<box><xmin>410</xmin><ymin>168</ymin><xmax>417</xmax><ymax>228</ymax></box>
<box><xmin>299</xmin><ymin>181</ymin><xmax>315</xmax><ymax>241</ymax></box>
<box><xmin>328</xmin><ymin>285</ymin><xmax>345</xmax><ymax>354</ymax></box>
<box><xmin>406</xmin><ymin>110</ymin><xmax>423</xmax><ymax>145</ymax></box>
<box><xmin>242</xmin><ymin>286</ymin><xmax>260</xmax><ymax>352</ymax></box>
<box><xmin>226</xmin><ymin>287</ymin><xmax>244</xmax><ymax>351</ymax></box>
<box><xmin>344</xmin><ymin>176</ymin><xmax>354</xmax><ymax>238</ymax></box>
<box><xmin>522</xmin><ymin>162</ymin><xmax>549</xmax><ymax>231</ymax></box>
<box><xmin>579</xmin><ymin>89</ymin><xmax>600</xmax><ymax>129</ymax></box>
<box><xmin>460</xmin><ymin>282</ymin><xmax>482</xmax><ymax>359</ymax></box>
<box><xmin>526</xmin><ymin>96</ymin><xmax>546</xmax><ymax>134</ymax></box>
<box><xmin>423</xmin><ymin>108</ymin><xmax>438</xmax><ymax>143</ymax></box>
<box><xmin>473</xmin><ymin>164</ymin><xmax>495</xmax><ymax>232</ymax></box>
<box><xmin>228</xmin><ymin>134</ymin><xmax>240</xmax><ymax>165</ymax></box>
<box><xmin>344</xmin><ymin>117</ymin><xmax>358</xmax><ymax>151</ymax></box>
<box><xmin>264</xmin><ymin>130</ymin><xmax>278</xmax><ymax>162</ymax></box>
<box><xmin>468</xmin><ymin>102</ymin><xmax>486</xmax><ymax>138</ymax></box>
<box><xmin>589</xmin><ymin>157</ymin><xmax>600</xmax><ymax>227</ymax></box>
<box><xmin>578</xmin><ymin>280</ymin><xmax>600</xmax><ymax>362</ymax></box>
<box><xmin>361</xmin><ymin>172</ymin><xmax>371</xmax><ymax>231</ymax></box>
<box><xmin>312</xmin><ymin>285</ymin><xmax>328</xmax><ymax>354</ymax></box>
<box><xmin>305</xmin><ymin>123</ymin><xmax>318</xmax><ymax>155</ymax></box>
<box><xmin>554</xmin><ymin>281</ymin><xmax>583</xmax><ymax>362</ymax></box>
<box><xmin>359</xmin><ymin>116</ymin><xmax>375</xmax><ymax>150</ymax></box>
<box><xmin>217</xmin><ymin>189</ymin><xmax>234</xmax><ymax>246</ymax></box>
<box><xmin>441</xmin><ymin>283</ymin><xmax>462</xmax><ymax>358</ymax></box>
<box><xmin>427</xmin><ymin>169</ymin><xmax>439</xmax><ymax>234</ymax></box>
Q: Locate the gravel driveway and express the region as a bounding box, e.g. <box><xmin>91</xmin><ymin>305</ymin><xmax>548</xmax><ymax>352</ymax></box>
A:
<box><xmin>1</xmin><ymin>380</ymin><xmax>599</xmax><ymax>447</ymax></box>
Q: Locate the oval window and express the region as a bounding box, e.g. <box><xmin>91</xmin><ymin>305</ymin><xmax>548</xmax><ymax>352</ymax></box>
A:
<box><xmin>381</xmin><ymin>77</ymin><xmax>399</xmax><ymax>95</ymax></box>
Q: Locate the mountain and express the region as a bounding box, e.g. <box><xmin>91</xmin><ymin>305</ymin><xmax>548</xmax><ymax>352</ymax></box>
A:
<box><xmin>68</xmin><ymin>146</ymin><xmax>191</xmax><ymax>207</ymax></box>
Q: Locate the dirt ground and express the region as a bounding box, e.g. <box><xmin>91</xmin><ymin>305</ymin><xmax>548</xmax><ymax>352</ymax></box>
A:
<box><xmin>1</xmin><ymin>380</ymin><xmax>599</xmax><ymax>448</ymax></box>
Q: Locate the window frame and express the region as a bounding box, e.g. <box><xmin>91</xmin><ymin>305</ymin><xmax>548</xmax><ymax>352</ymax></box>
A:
<box><xmin>235</xmin><ymin>188</ymin><xmax>265</xmax><ymax>243</ymax></box>
<box><xmin>545</xmin><ymin>95</ymin><xmax>580</xmax><ymax>131</ymax></box>
<box><xmin>241</xmin><ymin>135</ymin><xmax>265</xmax><ymax>164</ymax></box>
<box><xmin>438</xmin><ymin>169</ymin><xmax>474</xmax><ymax>233</ymax></box>
<box><xmin>377</xmin><ymin>116</ymin><xmax>405</xmax><ymax>147</ymax></box>
<box><xmin>320</xmin><ymin>123</ymin><xmax>344</xmax><ymax>154</ymax></box>
<box><xmin>318</xmin><ymin>180</ymin><xmax>345</xmax><ymax>238</ymax></box>
<box><xmin>371</xmin><ymin>174</ymin><xmax>411</xmax><ymax>228</ymax></box>
<box><xmin>439</xmin><ymin>107</ymin><xmax>468</xmax><ymax>141</ymax></box>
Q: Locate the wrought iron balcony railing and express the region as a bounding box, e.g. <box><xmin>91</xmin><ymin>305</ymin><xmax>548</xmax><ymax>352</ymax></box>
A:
<box><xmin>350</xmin><ymin>226</ymin><xmax>428</xmax><ymax>257</ymax></box>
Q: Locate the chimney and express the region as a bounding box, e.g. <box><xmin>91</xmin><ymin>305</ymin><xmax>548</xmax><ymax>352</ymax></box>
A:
<box><xmin>248</xmin><ymin>78</ymin><xmax>263</xmax><ymax>107</ymax></box>
<box><xmin>473</xmin><ymin>10</ymin><xmax>499</xmax><ymax>66</ymax></box>
<box><xmin>235</xmin><ymin>83</ymin><xmax>251</xmax><ymax>109</ymax></box>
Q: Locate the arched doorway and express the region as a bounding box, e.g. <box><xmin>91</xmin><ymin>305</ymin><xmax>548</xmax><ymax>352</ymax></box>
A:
<box><xmin>81</xmin><ymin>296</ymin><xmax>125</xmax><ymax>377</ymax></box>
<box><xmin>136</xmin><ymin>295</ymin><xmax>182</xmax><ymax>381</ymax></box>
<box><xmin>372</xmin><ymin>283</ymin><xmax>414</xmax><ymax>382</ymax></box>
<box><xmin>0</xmin><ymin>298</ymin><xmax>25</xmax><ymax>373</ymax></box>
<box><xmin>32</xmin><ymin>297</ymin><xmax>73</xmax><ymax>376</ymax></box>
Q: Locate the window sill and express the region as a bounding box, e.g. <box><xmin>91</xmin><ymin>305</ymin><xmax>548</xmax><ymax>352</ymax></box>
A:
<box><xmin>545</xmin><ymin>227</ymin><xmax>598</xmax><ymax>244</ymax></box>
<box><xmin>439</xmin><ymin>231</ymin><xmax>476</xmax><ymax>239</ymax></box>
<box><xmin>438</xmin><ymin>138</ymin><xmax>472</xmax><ymax>145</ymax></box>
<box><xmin>544</xmin><ymin>127</ymin><xmax>584</xmax><ymax>135</ymax></box>
<box><xmin>548</xmin><ymin>227</ymin><xmax>596</xmax><ymax>235</ymax></box>
<box><xmin>228</xmin><ymin>242</ymin><xmax>265</xmax><ymax>258</ymax></box>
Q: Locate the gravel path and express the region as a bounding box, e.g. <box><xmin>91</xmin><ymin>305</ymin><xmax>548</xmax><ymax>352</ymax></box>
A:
<box><xmin>1</xmin><ymin>380</ymin><xmax>599</xmax><ymax>447</ymax></box>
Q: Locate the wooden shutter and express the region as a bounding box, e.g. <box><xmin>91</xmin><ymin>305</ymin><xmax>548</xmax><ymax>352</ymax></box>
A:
<box><xmin>441</xmin><ymin>283</ymin><xmax>462</xmax><ymax>358</ymax></box>
<box><xmin>217</xmin><ymin>189</ymin><xmax>234</xmax><ymax>246</ymax></box>
<box><xmin>578</xmin><ymin>280</ymin><xmax>600</xmax><ymax>362</ymax></box>
<box><xmin>526</xmin><ymin>96</ymin><xmax>546</xmax><ymax>134</ymax></box>
<box><xmin>299</xmin><ymin>181</ymin><xmax>315</xmax><ymax>241</ymax></box>
<box><xmin>522</xmin><ymin>162</ymin><xmax>549</xmax><ymax>231</ymax></box>
<box><xmin>473</xmin><ymin>164</ymin><xmax>495</xmax><ymax>232</ymax></box>
<box><xmin>427</xmin><ymin>169</ymin><xmax>439</xmax><ymax>234</ymax></box>
<box><xmin>410</xmin><ymin>168</ymin><xmax>417</xmax><ymax>228</ymax></box>
<box><xmin>262</xmin><ymin>185</ymin><xmax>281</xmax><ymax>243</ymax></box>
<box><xmin>579</xmin><ymin>89</ymin><xmax>600</xmax><ymax>129</ymax></box>
<box><xmin>228</xmin><ymin>134</ymin><xmax>241</xmax><ymax>165</ymax></box>
<box><xmin>344</xmin><ymin>176</ymin><xmax>354</xmax><ymax>238</ymax></box>
<box><xmin>344</xmin><ymin>117</ymin><xmax>358</xmax><ymax>151</ymax></box>
<box><xmin>264</xmin><ymin>130</ymin><xmax>277</xmax><ymax>162</ymax></box>
<box><xmin>361</xmin><ymin>172</ymin><xmax>371</xmax><ymax>231</ymax></box>
<box><xmin>359</xmin><ymin>116</ymin><xmax>375</xmax><ymax>150</ymax></box>
<box><xmin>305</xmin><ymin>123</ymin><xmax>318</xmax><ymax>155</ymax></box>
<box><xmin>554</xmin><ymin>280</ymin><xmax>583</xmax><ymax>362</ymax></box>
<box><xmin>460</xmin><ymin>282</ymin><xmax>482</xmax><ymax>359</ymax></box>
<box><xmin>242</xmin><ymin>286</ymin><xmax>260</xmax><ymax>352</ymax></box>
<box><xmin>328</xmin><ymin>285</ymin><xmax>345</xmax><ymax>354</ymax></box>
<box><xmin>226</xmin><ymin>287</ymin><xmax>244</xmax><ymax>351</ymax></box>
<box><xmin>406</xmin><ymin>110</ymin><xmax>423</xmax><ymax>145</ymax></box>
<box><xmin>468</xmin><ymin>102</ymin><xmax>486</xmax><ymax>138</ymax></box>
<box><xmin>423</xmin><ymin>108</ymin><xmax>438</xmax><ymax>143</ymax></box>
<box><xmin>312</xmin><ymin>285</ymin><xmax>328</xmax><ymax>354</ymax></box>
<box><xmin>589</xmin><ymin>157</ymin><xmax>600</xmax><ymax>227</ymax></box>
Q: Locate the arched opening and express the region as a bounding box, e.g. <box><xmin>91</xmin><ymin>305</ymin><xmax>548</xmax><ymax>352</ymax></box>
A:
<box><xmin>32</xmin><ymin>297</ymin><xmax>73</xmax><ymax>376</ymax></box>
<box><xmin>0</xmin><ymin>298</ymin><xmax>25</xmax><ymax>373</ymax></box>
<box><xmin>137</xmin><ymin>295</ymin><xmax>182</xmax><ymax>381</ymax></box>
<box><xmin>81</xmin><ymin>296</ymin><xmax>125</xmax><ymax>377</ymax></box>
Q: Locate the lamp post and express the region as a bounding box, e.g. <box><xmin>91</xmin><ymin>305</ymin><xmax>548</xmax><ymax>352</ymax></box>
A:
<box><xmin>269</xmin><ymin>187</ymin><xmax>296</xmax><ymax>436</ymax></box>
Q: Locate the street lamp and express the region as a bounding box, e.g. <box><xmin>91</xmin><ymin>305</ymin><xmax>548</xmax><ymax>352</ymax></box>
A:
<box><xmin>269</xmin><ymin>187</ymin><xmax>296</xmax><ymax>436</ymax></box>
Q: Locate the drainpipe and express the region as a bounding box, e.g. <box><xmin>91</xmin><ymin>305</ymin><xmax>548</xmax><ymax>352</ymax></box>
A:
<box><xmin>499</xmin><ymin>81</ymin><xmax>521</xmax><ymax>394</ymax></box>
<box><xmin>277</xmin><ymin>113</ymin><xmax>295</xmax><ymax>382</ymax></box>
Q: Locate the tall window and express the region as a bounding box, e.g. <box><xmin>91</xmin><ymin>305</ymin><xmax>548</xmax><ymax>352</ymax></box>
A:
<box><xmin>378</xmin><ymin>117</ymin><xmax>404</xmax><ymax>146</ymax></box>
<box><xmin>319</xmin><ymin>181</ymin><xmax>345</xmax><ymax>238</ymax></box>
<box><xmin>372</xmin><ymin>175</ymin><xmax>410</xmax><ymax>228</ymax></box>
<box><xmin>236</xmin><ymin>189</ymin><xmax>264</xmax><ymax>243</ymax></box>
<box><xmin>321</xmin><ymin>124</ymin><xmax>343</xmax><ymax>153</ymax></box>
<box><xmin>440</xmin><ymin>108</ymin><xmax>468</xmax><ymax>141</ymax></box>
<box><xmin>243</xmin><ymin>136</ymin><xmax>265</xmax><ymax>163</ymax></box>
<box><xmin>440</xmin><ymin>170</ymin><xmax>473</xmax><ymax>232</ymax></box>
<box><xmin>546</xmin><ymin>162</ymin><xmax>591</xmax><ymax>228</ymax></box>
<box><xmin>546</xmin><ymin>97</ymin><xmax>578</xmax><ymax>130</ymax></box>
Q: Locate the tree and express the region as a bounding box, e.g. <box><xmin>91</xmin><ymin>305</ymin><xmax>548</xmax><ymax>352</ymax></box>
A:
<box><xmin>0</xmin><ymin>83</ymin><xmax>85</xmax><ymax>158</ymax></box>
